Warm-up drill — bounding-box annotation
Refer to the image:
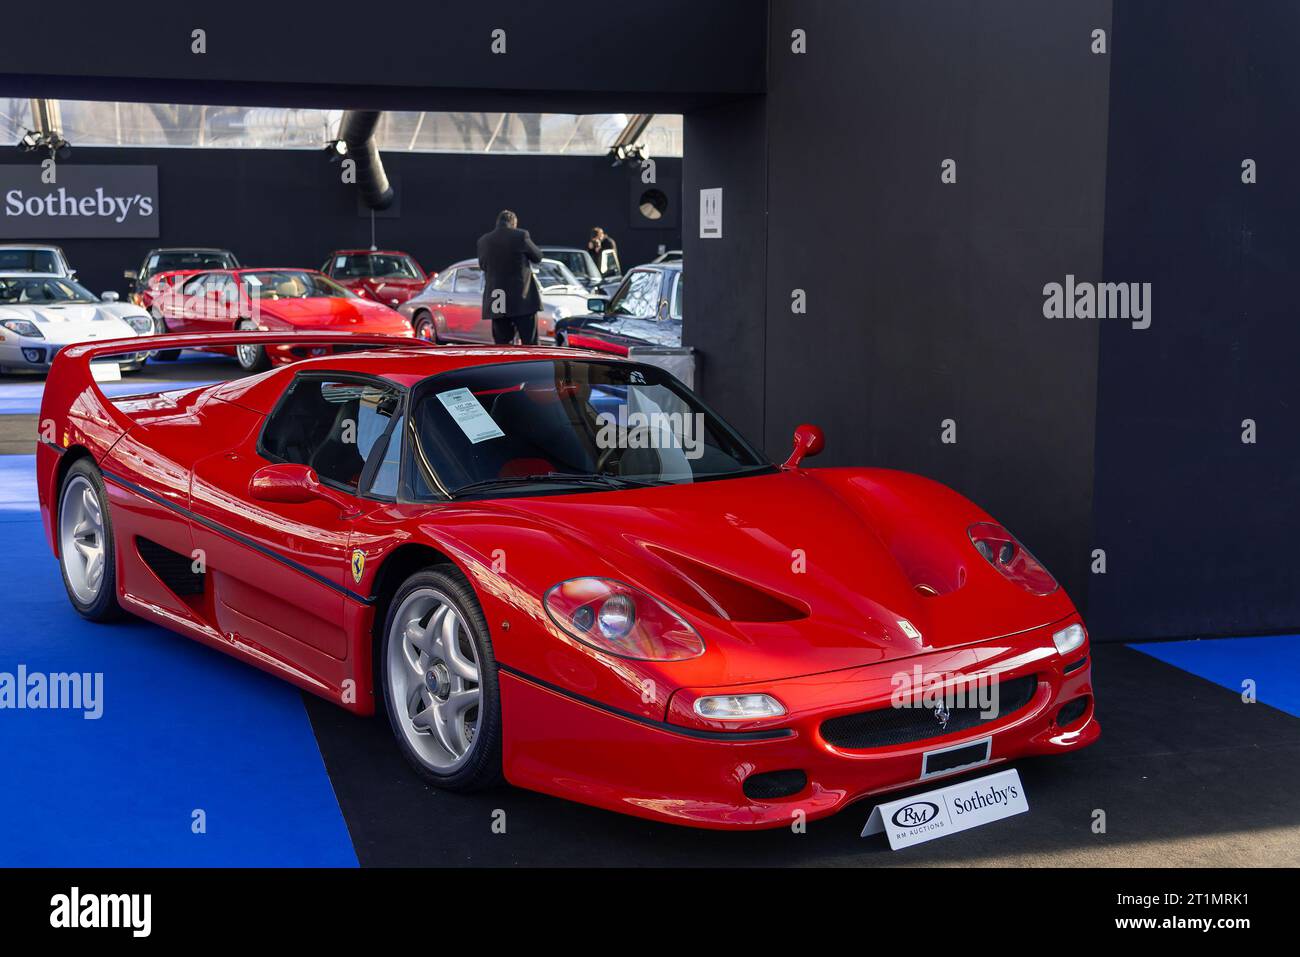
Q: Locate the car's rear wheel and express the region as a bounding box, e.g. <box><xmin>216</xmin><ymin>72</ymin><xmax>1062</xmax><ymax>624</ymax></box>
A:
<box><xmin>58</xmin><ymin>459</ymin><xmax>124</xmax><ymax>622</ymax></box>
<box><xmin>151</xmin><ymin>313</ymin><xmax>181</xmax><ymax>362</ymax></box>
<box><xmin>412</xmin><ymin>310</ymin><xmax>436</xmax><ymax>343</ymax></box>
<box><xmin>380</xmin><ymin>566</ymin><xmax>503</xmax><ymax>790</ymax></box>
<box><xmin>235</xmin><ymin>320</ymin><xmax>271</xmax><ymax>372</ymax></box>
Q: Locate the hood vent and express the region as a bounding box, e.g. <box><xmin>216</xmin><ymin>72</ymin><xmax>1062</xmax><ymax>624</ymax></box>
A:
<box><xmin>641</xmin><ymin>544</ymin><xmax>808</xmax><ymax>623</ymax></box>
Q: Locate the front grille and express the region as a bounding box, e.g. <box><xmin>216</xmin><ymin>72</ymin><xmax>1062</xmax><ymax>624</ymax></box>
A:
<box><xmin>820</xmin><ymin>673</ymin><xmax>1039</xmax><ymax>750</ymax></box>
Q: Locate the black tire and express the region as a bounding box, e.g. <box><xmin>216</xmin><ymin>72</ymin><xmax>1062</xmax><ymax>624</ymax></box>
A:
<box><xmin>57</xmin><ymin>458</ymin><xmax>125</xmax><ymax>622</ymax></box>
<box><xmin>379</xmin><ymin>565</ymin><xmax>503</xmax><ymax>791</ymax></box>
<box><xmin>235</xmin><ymin>320</ymin><xmax>271</xmax><ymax>372</ymax></box>
<box><xmin>151</xmin><ymin>313</ymin><xmax>181</xmax><ymax>362</ymax></box>
<box><xmin>412</xmin><ymin>310</ymin><xmax>436</xmax><ymax>343</ymax></box>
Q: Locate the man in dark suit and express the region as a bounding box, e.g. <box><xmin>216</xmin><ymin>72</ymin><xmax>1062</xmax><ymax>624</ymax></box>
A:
<box><xmin>476</xmin><ymin>209</ymin><xmax>544</xmax><ymax>345</ymax></box>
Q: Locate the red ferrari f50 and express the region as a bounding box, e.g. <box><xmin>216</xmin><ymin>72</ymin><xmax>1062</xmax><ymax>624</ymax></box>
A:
<box><xmin>37</xmin><ymin>333</ymin><xmax>1097</xmax><ymax>829</ymax></box>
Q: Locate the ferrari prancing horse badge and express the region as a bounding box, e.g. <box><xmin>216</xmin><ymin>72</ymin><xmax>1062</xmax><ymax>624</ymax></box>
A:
<box><xmin>350</xmin><ymin>549</ymin><xmax>365</xmax><ymax>583</ymax></box>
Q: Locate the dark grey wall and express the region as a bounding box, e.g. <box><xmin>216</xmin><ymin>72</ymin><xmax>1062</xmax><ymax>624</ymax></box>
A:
<box><xmin>1089</xmin><ymin>0</ymin><xmax>1300</xmax><ymax>640</ymax></box>
<box><xmin>0</xmin><ymin>148</ymin><xmax>680</xmax><ymax>300</ymax></box>
<box><xmin>685</xmin><ymin>0</ymin><xmax>1112</xmax><ymax>607</ymax></box>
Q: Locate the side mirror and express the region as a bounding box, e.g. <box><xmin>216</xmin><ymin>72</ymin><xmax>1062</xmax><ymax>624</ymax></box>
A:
<box><xmin>248</xmin><ymin>463</ymin><xmax>360</xmax><ymax>516</ymax></box>
<box><xmin>123</xmin><ymin>269</ymin><xmax>138</xmax><ymax>281</ymax></box>
<box><xmin>100</xmin><ymin>291</ymin><xmax>120</xmax><ymax>303</ymax></box>
<box><xmin>587</xmin><ymin>297</ymin><xmax>607</xmax><ymax>314</ymax></box>
<box><xmin>782</xmin><ymin>424</ymin><xmax>825</xmax><ymax>469</ymax></box>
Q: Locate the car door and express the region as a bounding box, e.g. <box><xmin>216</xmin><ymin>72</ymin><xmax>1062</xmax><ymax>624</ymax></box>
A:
<box><xmin>188</xmin><ymin>372</ymin><xmax>406</xmax><ymax>678</ymax></box>
<box><xmin>450</xmin><ymin>266</ymin><xmax>487</xmax><ymax>342</ymax></box>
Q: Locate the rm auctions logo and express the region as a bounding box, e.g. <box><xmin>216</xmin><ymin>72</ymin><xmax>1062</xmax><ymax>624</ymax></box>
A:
<box><xmin>5</xmin><ymin>187</ymin><xmax>154</xmax><ymax>224</ymax></box>
<box><xmin>891</xmin><ymin>801</ymin><xmax>939</xmax><ymax>828</ymax></box>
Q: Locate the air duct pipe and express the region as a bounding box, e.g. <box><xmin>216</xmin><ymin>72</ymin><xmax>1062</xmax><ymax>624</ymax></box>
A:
<box><xmin>339</xmin><ymin>110</ymin><xmax>394</xmax><ymax>210</ymax></box>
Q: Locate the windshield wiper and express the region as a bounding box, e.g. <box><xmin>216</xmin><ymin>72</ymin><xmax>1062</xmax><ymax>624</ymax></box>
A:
<box><xmin>451</xmin><ymin>472</ymin><xmax>659</xmax><ymax>498</ymax></box>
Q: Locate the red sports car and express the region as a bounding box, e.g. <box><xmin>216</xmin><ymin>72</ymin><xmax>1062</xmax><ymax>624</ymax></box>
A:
<box><xmin>151</xmin><ymin>268</ymin><xmax>413</xmax><ymax>370</ymax></box>
<box><xmin>37</xmin><ymin>333</ymin><xmax>1098</xmax><ymax>829</ymax></box>
<box><xmin>320</xmin><ymin>249</ymin><xmax>430</xmax><ymax>307</ymax></box>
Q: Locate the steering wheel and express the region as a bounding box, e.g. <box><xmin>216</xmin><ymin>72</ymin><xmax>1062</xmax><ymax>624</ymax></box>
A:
<box><xmin>595</xmin><ymin>424</ymin><xmax>654</xmax><ymax>474</ymax></box>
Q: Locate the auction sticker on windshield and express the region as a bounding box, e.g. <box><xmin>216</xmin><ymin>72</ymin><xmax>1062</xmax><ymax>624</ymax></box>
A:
<box><xmin>437</xmin><ymin>388</ymin><xmax>505</xmax><ymax>444</ymax></box>
<box><xmin>861</xmin><ymin>768</ymin><xmax>1027</xmax><ymax>849</ymax></box>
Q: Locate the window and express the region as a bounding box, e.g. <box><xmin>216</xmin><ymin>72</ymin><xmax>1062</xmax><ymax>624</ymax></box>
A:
<box><xmin>609</xmin><ymin>271</ymin><xmax>660</xmax><ymax>319</ymax></box>
<box><xmin>669</xmin><ymin>274</ymin><xmax>682</xmax><ymax>321</ymax></box>
<box><xmin>260</xmin><ymin>375</ymin><xmax>406</xmax><ymax>497</ymax></box>
<box><xmin>409</xmin><ymin>360</ymin><xmax>770</xmax><ymax>498</ymax></box>
<box><xmin>453</xmin><ymin>268</ymin><xmax>483</xmax><ymax>294</ymax></box>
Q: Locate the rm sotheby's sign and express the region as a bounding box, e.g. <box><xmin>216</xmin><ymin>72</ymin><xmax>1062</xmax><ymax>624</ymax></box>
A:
<box><xmin>0</xmin><ymin>165</ymin><xmax>158</xmax><ymax>239</ymax></box>
<box><xmin>862</xmin><ymin>768</ymin><xmax>1028</xmax><ymax>849</ymax></box>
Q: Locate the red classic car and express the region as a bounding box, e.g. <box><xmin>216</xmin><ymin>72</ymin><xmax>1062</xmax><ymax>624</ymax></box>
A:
<box><xmin>37</xmin><ymin>333</ymin><xmax>1098</xmax><ymax>829</ymax></box>
<box><xmin>150</xmin><ymin>267</ymin><xmax>413</xmax><ymax>370</ymax></box>
<box><xmin>320</xmin><ymin>249</ymin><xmax>430</xmax><ymax>307</ymax></box>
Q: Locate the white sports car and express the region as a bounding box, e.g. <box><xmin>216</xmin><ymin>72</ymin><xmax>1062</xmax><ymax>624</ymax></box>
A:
<box><xmin>0</xmin><ymin>273</ymin><xmax>153</xmax><ymax>374</ymax></box>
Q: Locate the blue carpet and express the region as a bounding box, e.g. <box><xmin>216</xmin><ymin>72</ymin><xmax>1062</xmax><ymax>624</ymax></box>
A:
<box><xmin>1133</xmin><ymin>635</ymin><xmax>1300</xmax><ymax>719</ymax></box>
<box><xmin>0</xmin><ymin>454</ymin><xmax>357</xmax><ymax>866</ymax></box>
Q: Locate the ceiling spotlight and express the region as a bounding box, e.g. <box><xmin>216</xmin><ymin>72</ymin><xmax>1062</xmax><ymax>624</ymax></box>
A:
<box><xmin>17</xmin><ymin>130</ymin><xmax>71</xmax><ymax>159</ymax></box>
<box><xmin>607</xmin><ymin>143</ymin><xmax>647</xmax><ymax>167</ymax></box>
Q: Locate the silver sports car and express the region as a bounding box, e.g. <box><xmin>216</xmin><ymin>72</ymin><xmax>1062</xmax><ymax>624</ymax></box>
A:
<box><xmin>0</xmin><ymin>273</ymin><xmax>153</xmax><ymax>374</ymax></box>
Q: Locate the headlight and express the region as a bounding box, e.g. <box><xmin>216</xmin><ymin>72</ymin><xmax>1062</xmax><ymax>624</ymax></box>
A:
<box><xmin>1052</xmin><ymin>623</ymin><xmax>1087</xmax><ymax>656</ymax></box>
<box><xmin>123</xmin><ymin>314</ymin><xmax>154</xmax><ymax>335</ymax></box>
<box><xmin>693</xmin><ymin>693</ymin><xmax>785</xmax><ymax>720</ymax></box>
<box><xmin>968</xmin><ymin>522</ymin><xmax>1058</xmax><ymax>595</ymax></box>
<box><xmin>1</xmin><ymin>319</ymin><xmax>43</xmax><ymax>339</ymax></box>
<box><xmin>544</xmin><ymin>577</ymin><xmax>704</xmax><ymax>661</ymax></box>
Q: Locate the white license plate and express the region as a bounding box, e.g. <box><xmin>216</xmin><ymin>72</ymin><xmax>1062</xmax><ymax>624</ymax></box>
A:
<box><xmin>862</xmin><ymin>767</ymin><xmax>1028</xmax><ymax>849</ymax></box>
<box><xmin>921</xmin><ymin>735</ymin><xmax>992</xmax><ymax>778</ymax></box>
<box><xmin>90</xmin><ymin>363</ymin><xmax>122</xmax><ymax>382</ymax></box>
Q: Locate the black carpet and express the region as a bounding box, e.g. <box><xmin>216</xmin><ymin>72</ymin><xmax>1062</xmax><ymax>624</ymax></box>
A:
<box><xmin>305</xmin><ymin>644</ymin><xmax>1300</xmax><ymax>866</ymax></box>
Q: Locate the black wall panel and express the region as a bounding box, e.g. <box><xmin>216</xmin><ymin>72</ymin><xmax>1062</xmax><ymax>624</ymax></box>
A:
<box><xmin>696</xmin><ymin>0</ymin><xmax>1111</xmax><ymax>606</ymax></box>
<box><xmin>0</xmin><ymin>148</ymin><xmax>680</xmax><ymax>301</ymax></box>
<box><xmin>1090</xmin><ymin>0</ymin><xmax>1300</xmax><ymax>639</ymax></box>
<box><xmin>682</xmin><ymin>99</ymin><xmax>769</xmax><ymax>446</ymax></box>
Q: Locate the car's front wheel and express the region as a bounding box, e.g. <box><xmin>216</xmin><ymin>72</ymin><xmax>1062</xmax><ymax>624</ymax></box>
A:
<box><xmin>151</xmin><ymin>313</ymin><xmax>181</xmax><ymax>362</ymax></box>
<box><xmin>58</xmin><ymin>459</ymin><xmax>124</xmax><ymax>622</ymax></box>
<box><xmin>380</xmin><ymin>566</ymin><xmax>503</xmax><ymax>790</ymax></box>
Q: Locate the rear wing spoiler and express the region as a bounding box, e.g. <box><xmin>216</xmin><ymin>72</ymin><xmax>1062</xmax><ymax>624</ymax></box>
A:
<box><xmin>41</xmin><ymin>331</ymin><xmax>433</xmax><ymax>452</ymax></box>
<box><xmin>57</xmin><ymin>330</ymin><xmax>432</xmax><ymax>367</ymax></box>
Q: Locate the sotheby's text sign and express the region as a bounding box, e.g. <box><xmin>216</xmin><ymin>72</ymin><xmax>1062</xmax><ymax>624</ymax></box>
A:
<box><xmin>1</xmin><ymin>165</ymin><xmax>159</xmax><ymax>238</ymax></box>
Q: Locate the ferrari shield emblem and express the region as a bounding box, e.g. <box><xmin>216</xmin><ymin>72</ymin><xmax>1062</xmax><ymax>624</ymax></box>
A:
<box><xmin>897</xmin><ymin>619</ymin><xmax>922</xmax><ymax>640</ymax></box>
<box><xmin>350</xmin><ymin>549</ymin><xmax>366</xmax><ymax>583</ymax></box>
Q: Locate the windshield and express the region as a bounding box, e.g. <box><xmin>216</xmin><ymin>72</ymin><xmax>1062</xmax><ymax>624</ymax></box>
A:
<box><xmin>534</xmin><ymin>260</ymin><xmax>581</xmax><ymax>289</ymax></box>
<box><xmin>0</xmin><ymin>249</ymin><xmax>62</xmax><ymax>273</ymax></box>
<box><xmin>410</xmin><ymin>359</ymin><xmax>770</xmax><ymax>498</ymax></box>
<box><xmin>334</xmin><ymin>253</ymin><xmax>422</xmax><ymax>280</ymax></box>
<box><xmin>544</xmin><ymin>249</ymin><xmax>598</xmax><ymax>282</ymax></box>
<box><xmin>147</xmin><ymin>251</ymin><xmax>236</xmax><ymax>277</ymax></box>
<box><xmin>239</xmin><ymin>270</ymin><xmax>354</xmax><ymax>300</ymax></box>
<box><xmin>0</xmin><ymin>276</ymin><xmax>98</xmax><ymax>305</ymax></box>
